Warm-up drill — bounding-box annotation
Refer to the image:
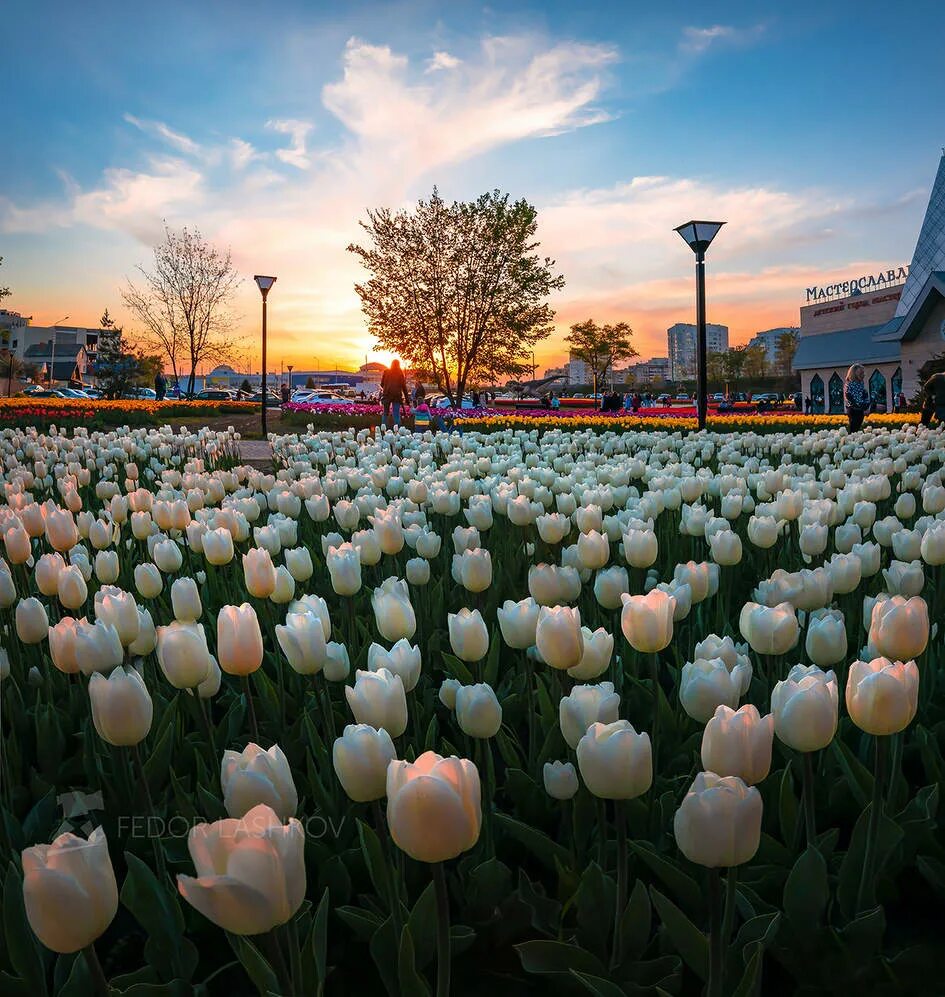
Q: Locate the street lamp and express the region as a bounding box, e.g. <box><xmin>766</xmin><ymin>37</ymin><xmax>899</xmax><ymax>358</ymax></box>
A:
<box><xmin>673</xmin><ymin>220</ymin><xmax>725</xmax><ymax>430</ymax></box>
<box><xmin>287</xmin><ymin>364</ymin><xmax>294</xmax><ymax>393</ymax></box>
<box><xmin>254</xmin><ymin>275</ymin><xmax>276</xmax><ymax>436</ymax></box>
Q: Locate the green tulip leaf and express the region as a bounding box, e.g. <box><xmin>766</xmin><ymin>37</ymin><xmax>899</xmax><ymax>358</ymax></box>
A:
<box><xmin>627</xmin><ymin>841</ymin><xmax>702</xmax><ymax>915</ymax></box>
<box><xmin>837</xmin><ymin>806</ymin><xmax>903</xmax><ymax>919</ymax></box>
<box><xmin>226</xmin><ymin>933</ymin><xmax>280</xmax><ymax>997</ymax></box>
<box><xmin>407</xmin><ymin>882</ymin><xmax>437</xmax><ymax>969</ymax></box>
<box><xmin>783</xmin><ymin>846</ymin><xmax>828</xmax><ymax>929</ymax></box>
<box><xmin>619</xmin><ymin>878</ymin><xmax>652</xmax><ymax>961</ymax></box>
<box><xmin>571</xmin><ymin>970</ymin><xmax>630</xmax><ymax>996</ymax></box>
<box><xmin>494</xmin><ymin>813</ymin><xmax>570</xmax><ymax>872</ymax></box>
<box><xmin>2</xmin><ymin>862</ymin><xmax>47</xmax><ymax>997</ymax></box>
<box><xmin>396</xmin><ymin>924</ymin><xmax>431</xmax><ymax>997</ymax></box>
<box><xmin>516</xmin><ymin>939</ymin><xmax>607</xmax><ymax>979</ymax></box>
<box><xmin>649</xmin><ymin>887</ymin><xmax>708</xmax><ymax>982</ymax></box>
<box><xmin>356</xmin><ymin>819</ymin><xmax>389</xmax><ymax>900</ymax></box>
<box><xmin>310</xmin><ymin>888</ymin><xmax>331</xmax><ymax>989</ymax></box>
<box><xmin>335</xmin><ymin>905</ymin><xmax>383</xmax><ymax>942</ymax></box>
<box><xmin>776</xmin><ymin>764</ymin><xmax>797</xmax><ymax>849</ymax></box>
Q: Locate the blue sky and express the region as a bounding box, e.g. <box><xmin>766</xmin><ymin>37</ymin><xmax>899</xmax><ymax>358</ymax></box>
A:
<box><xmin>3</xmin><ymin>0</ymin><xmax>944</xmax><ymax>366</ymax></box>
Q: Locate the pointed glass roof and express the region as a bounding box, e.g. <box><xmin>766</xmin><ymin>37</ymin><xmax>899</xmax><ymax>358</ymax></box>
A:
<box><xmin>896</xmin><ymin>153</ymin><xmax>945</xmax><ymax>317</ymax></box>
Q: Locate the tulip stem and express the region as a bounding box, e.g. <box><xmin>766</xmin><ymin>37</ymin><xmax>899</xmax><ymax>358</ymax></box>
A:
<box><xmin>242</xmin><ymin>674</ymin><xmax>260</xmax><ymax>740</ymax></box>
<box><xmin>196</xmin><ymin>694</ymin><xmax>218</xmax><ymax>763</ymax></box>
<box><xmin>83</xmin><ymin>943</ymin><xmax>109</xmax><ymax>996</ymax></box>
<box><xmin>523</xmin><ymin>652</ymin><xmax>536</xmax><ymax>769</ymax></box>
<box><xmin>612</xmin><ymin>800</ymin><xmax>628</xmax><ymax>969</ymax></box>
<box><xmin>132</xmin><ymin>743</ymin><xmax>167</xmax><ymax>882</ymax></box>
<box><xmin>372</xmin><ymin>799</ymin><xmax>403</xmax><ymax>935</ymax></box>
<box><xmin>721</xmin><ymin>866</ymin><xmax>738</xmax><ymax>949</ymax></box>
<box><xmin>432</xmin><ymin>862</ymin><xmax>451</xmax><ymax>997</ymax></box>
<box><xmin>857</xmin><ymin>734</ymin><xmax>889</xmax><ymax>912</ymax></box>
<box><xmin>706</xmin><ymin>868</ymin><xmax>723</xmax><ymax>997</ymax></box>
<box><xmin>264</xmin><ymin>928</ymin><xmax>293</xmax><ymax>995</ymax></box>
<box><xmin>286</xmin><ymin>917</ymin><xmax>303</xmax><ymax>995</ymax></box>
<box><xmin>801</xmin><ymin>751</ymin><xmax>817</xmax><ymax>848</ymax></box>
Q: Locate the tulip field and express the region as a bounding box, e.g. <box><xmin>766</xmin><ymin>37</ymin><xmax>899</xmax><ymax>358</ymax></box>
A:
<box><xmin>2</xmin><ymin>419</ymin><xmax>945</xmax><ymax>996</ymax></box>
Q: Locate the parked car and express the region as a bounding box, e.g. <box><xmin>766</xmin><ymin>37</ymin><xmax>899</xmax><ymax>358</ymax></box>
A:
<box><xmin>121</xmin><ymin>387</ymin><xmax>158</xmax><ymax>400</ymax></box>
<box><xmin>249</xmin><ymin>391</ymin><xmax>282</xmax><ymax>407</ymax></box>
<box><xmin>427</xmin><ymin>393</ymin><xmax>475</xmax><ymax>410</ymax></box>
<box><xmin>20</xmin><ymin>388</ymin><xmax>67</xmax><ymax>398</ymax></box>
<box><xmin>711</xmin><ymin>392</ymin><xmax>725</xmax><ymax>402</ymax></box>
<box><xmin>84</xmin><ymin>388</ymin><xmax>103</xmax><ymax>399</ymax></box>
<box><xmin>195</xmin><ymin>389</ymin><xmax>235</xmax><ymax>401</ymax></box>
<box><xmin>58</xmin><ymin>387</ymin><xmax>92</xmax><ymax>399</ymax></box>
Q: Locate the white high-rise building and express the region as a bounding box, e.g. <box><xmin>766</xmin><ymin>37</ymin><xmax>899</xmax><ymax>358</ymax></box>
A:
<box><xmin>667</xmin><ymin>323</ymin><xmax>729</xmax><ymax>379</ymax></box>
<box><xmin>747</xmin><ymin>327</ymin><xmax>799</xmax><ymax>367</ymax></box>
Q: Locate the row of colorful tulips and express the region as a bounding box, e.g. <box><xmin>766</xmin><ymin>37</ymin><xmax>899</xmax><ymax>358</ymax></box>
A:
<box><xmin>0</xmin><ymin>418</ymin><xmax>943</xmax><ymax>996</ymax></box>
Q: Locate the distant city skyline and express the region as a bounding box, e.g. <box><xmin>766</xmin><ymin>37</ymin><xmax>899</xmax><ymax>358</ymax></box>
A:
<box><xmin>3</xmin><ymin>0</ymin><xmax>943</xmax><ymax>370</ymax></box>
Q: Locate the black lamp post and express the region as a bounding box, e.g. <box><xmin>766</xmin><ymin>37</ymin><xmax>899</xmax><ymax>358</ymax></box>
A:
<box><xmin>254</xmin><ymin>275</ymin><xmax>276</xmax><ymax>436</ymax></box>
<box><xmin>673</xmin><ymin>220</ymin><xmax>725</xmax><ymax>430</ymax></box>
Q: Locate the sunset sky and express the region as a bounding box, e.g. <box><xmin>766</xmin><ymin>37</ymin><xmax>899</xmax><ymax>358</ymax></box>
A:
<box><xmin>3</xmin><ymin>0</ymin><xmax>944</xmax><ymax>372</ymax></box>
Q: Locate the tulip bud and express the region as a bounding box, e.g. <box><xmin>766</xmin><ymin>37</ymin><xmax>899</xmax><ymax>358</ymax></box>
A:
<box><xmin>623</xmin><ymin>529</ymin><xmax>658</xmax><ymax>568</ymax></box>
<box><xmin>3</xmin><ymin>524</ymin><xmax>31</xmax><ymax>564</ymax></box>
<box><xmin>455</xmin><ymin>682</ymin><xmax>503</xmax><ymax>738</ymax></box>
<box><xmin>242</xmin><ymin>548</ymin><xmax>277</xmax><ymax>598</ymax></box>
<box><xmin>16</xmin><ymin>597</ymin><xmax>49</xmax><ymax>644</ymax></box>
<box><xmin>868</xmin><ymin>594</ymin><xmax>929</xmax><ymax>661</ymax></box>
<box><xmin>536</xmin><ymin>605</ymin><xmax>584</xmax><ymax>670</ymax></box>
<box><xmin>772</xmin><ymin>664</ymin><xmax>839</xmax><ymax>752</ymax></box>
<box><xmin>559</xmin><ymin>681</ymin><xmax>620</xmax><ymax>749</ymax></box>
<box><xmin>568</xmin><ymin>626</ymin><xmax>614</xmax><ymax>681</ymax></box>
<box><xmin>217</xmin><ymin>604</ymin><xmax>263</xmax><ymax>676</ymax></box>
<box><xmin>371</xmin><ymin>577</ymin><xmax>416</xmax><ymax>643</ymax></box>
<box><xmin>367</xmin><ymin>639</ymin><xmax>422</xmax><ymax>692</ymax></box>
<box><xmin>439</xmin><ymin>677</ymin><xmax>462</xmax><ymax>709</ymax></box>
<box><xmin>324</xmin><ymin>642</ymin><xmax>351</xmax><ymax>682</ymax></box>
<box><xmin>276</xmin><ymin>611</ymin><xmax>328</xmax><ymax>675</ymax></box>
<box><xmin>203</xmin><ymin>527</ymin><xmax>235</xmax><ymax>565</ymax></box>
<box><xmin>89</xmin><ymin>666</ymin><xmax>153</xmax><ymax>746</ymax></box>
<box><xmin>845</xmin><ymin>656</ymin><xmax>919</xmax><ymax>735</ymax></box>
<box><xmin>156</xmin><ymin>621</ymin><xmax>212</xmax><ymax>688</ymax></box>
<box><xmin>448</xmin><ymin>607</ymin><xmax>490</xmax><ymax>662</ymax></box>
<box><xmin>221</xmin><ymin>743</ymin><xmax>298</xmax><ymax>820</ymax></box>
<box><xmin>593</xmin><ymin>566</ymin><xmax>629</xmax><ymax>611</ymax></box>
<box><xmin>576</xmin><ymin>720</ymin><xmax>652</xmax><ymax>800</ymax></box>
<box><xmin>327</xmin><ymin>543</ymin><xmax>362</xmax><ymax>596</ymax></box>
<box><xmin>701</xmin><ymin>705</ymin><xmax>774</xmax><ymax>785</ymax></box>
<box><xmin>680</xmin><ymin>656</ymin><xmax>752</xmax><ymax>723</ymax></box>
<box><xmin>386</xmin><ymin>751</ymin><xmax>481</xmax><ymax>862</ymax></box>
<box><xmin>178</xmin><ymin>805</ymin><xmax>305</xmax><ymax>935</ymax></box>
<box><xmin>805</xmin><ymin>608</ymin><xmax>848</xmax><ymax>667</ymax></box>
<box><xmin>171</xmin><ymin>577</ymin><xmax>202</xmax><ymax>623</ymax></box>
<box><xmin>543</xmin><ymin>760</ymin><xmax>579</xmax><ymax>800</ymax></box>
<box><xmin>674</xmin><ymin>772</ymin><xmax>762</xmax><ymax>867</ymax></box>
<box><xmin>497</xmin><ymin>597</ymin><xmax>540</xmax><ymax>650</ymax></box>
<box><xmin>23</xmin><ymin>826</ymin><xmax>118</xmax><ymax>952</ymax></box>
<box><xmin>35</xmin><ymin>552</ymin><xmax>66</xmax><ymax>596</ymax></box>
<box><xmin>284</xmin><ymin>547</ymin><xmax>314</xmax><ymax>582</ymax></box>
<box><xmin>620</xmin><ymin>588</ymin><xmax>675</xmax><ymax>653</ymax></box>
<box><xmin>346</xmin><ymin>667</ymin><xmax>408</xmax><ymax>736</ymax></box>
<box><xmin>134</xmin><ymin>563</ymin><xmax>163</xmax><ymax>600</ymax></box>
<box><xmin>739</xmin><ymin>601</ymin><xmax>799</xmax><ymax>655</ymax></box>
<box><xmin>333</xmin><ymin>724</ymin><xmax>398</xmax><ymax>802</ymax></box>
<box><xmin>406</xmin><ymin>557</ymin><xmax>430</xmax><ymax>585</ymax></box>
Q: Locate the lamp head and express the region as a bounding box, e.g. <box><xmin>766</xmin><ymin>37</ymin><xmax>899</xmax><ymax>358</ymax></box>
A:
<box><xmin>254</xmin><ymin>275</ymin><xmax>277</xmax><ymax>296</ymax></box>
<box><xmin>673</xmin><ymin>221</ymin><xmax>725</xmax><ymax>255</ymax></box>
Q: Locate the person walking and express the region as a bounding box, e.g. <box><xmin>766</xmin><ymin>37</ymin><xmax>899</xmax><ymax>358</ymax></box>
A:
<box><xmin>154</xmin><ymin>371</ymin><xmax>166</xmax><ymax>401</ymax></box>
<box><xmin>380</xmin><ymin>358</ymin><xmax>409</xmax><ymax>428</ymax></box>
<box><xmin>844</xmin><ymin>364</ymin><xmax>871</xmax><ymax>432</ymax></box>
<box><xmin>280</xmin><ymin>382</ymin><xmax>290</xmax><ymax>405</ymax></box>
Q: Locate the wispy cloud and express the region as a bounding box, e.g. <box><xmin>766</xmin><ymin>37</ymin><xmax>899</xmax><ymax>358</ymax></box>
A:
<box><xmin>426</xmin><ymin>50</ymin><xmax>461</xmax><ymax>73</ymax></box>
<box><xmin>266</xmin><ymin>119</ymin><xmax>314</xmax><ymax>170</ymax></box>
<box><xmin>679</xmin><ymin>23</ymin><xmax>766</xmax><ymax>55</ymax></box>
<box><xmin>123</xmin><ymin>114</ymin><xmax>203</xmax><ymax>157</ymax></box>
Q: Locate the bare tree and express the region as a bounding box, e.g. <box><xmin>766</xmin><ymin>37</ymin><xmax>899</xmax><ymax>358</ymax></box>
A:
<box><xmin>122</xmin><ymin>225</ymin><xmax>241</xmax><ymax>394</ymax></box>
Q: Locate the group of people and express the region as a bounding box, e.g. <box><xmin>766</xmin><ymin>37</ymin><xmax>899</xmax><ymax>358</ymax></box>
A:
<box><xmin>841</xmin><ymin>364</ymin><xmax>945</xmax><ymax>431</ymax></box>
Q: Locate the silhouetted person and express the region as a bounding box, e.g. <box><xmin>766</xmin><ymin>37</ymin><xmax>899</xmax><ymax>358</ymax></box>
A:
<box><xmin>380</xmin><ymin>359</ymin><xmax>409</xmax><ymax>427</ymax></box>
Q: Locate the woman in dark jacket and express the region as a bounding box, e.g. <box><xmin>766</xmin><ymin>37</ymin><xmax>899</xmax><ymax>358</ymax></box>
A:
<box><xmin>844</xmin><ymin>364</ymin><xmax>871</xmax><ymax>432</ymax></box>
<box><xmin>380</xmin><ymin>359</ymin><xmax>409</xmax><ymax>428</ymax></box>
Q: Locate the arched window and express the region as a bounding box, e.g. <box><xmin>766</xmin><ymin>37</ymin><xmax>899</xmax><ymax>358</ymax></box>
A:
<box><xmin>810</xmin><ymin>374</ymin><xmax>825</xmax><ymax>414</ymax></box>
<box><xmin>891</xmin><ymin>366</ymin><xmax>902</xmax><ymax>403</ymax></box>
<box><xmin>828</xmin><ymin>372</ymin><xmax>844</xmax><ymax>414</ymax></box>
<box><xmin>869</xmin><ymin>369</ymin><xmax>887</xmax><ymax>411</ymax></box>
